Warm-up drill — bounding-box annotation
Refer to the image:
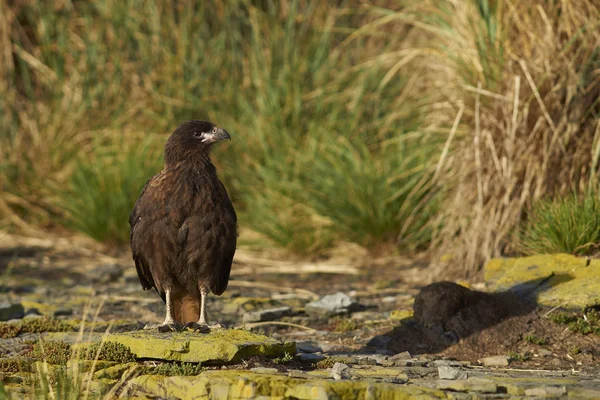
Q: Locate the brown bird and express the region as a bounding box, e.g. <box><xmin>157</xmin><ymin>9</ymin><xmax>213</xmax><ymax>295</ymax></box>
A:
<box><xmin>129</xmin><ymin>120</ymin><xmax>237</xmax><ymax>332</ymax></box>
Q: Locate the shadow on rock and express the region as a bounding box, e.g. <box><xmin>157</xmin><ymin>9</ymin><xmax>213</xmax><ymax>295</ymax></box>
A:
<box><xmin>366</xmin><ymin>274</ymin><xmax>574</xmax><ymax>356</ymax></box>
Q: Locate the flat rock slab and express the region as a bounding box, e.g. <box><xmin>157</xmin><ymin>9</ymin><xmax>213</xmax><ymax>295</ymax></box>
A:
<box><xmin>125</xmin><ymin>370</ymin><xmax>448</xmax><ymax>400</ymax></box>
<box><xmin>485</xmin><ymin>254</ymin><xmax>600</xmax><ymax>308</ymax></box>
<box><xmin>242</xmin><ymin>306</ymin><xmax>292</xmax><ymax>322</ymax></box>
<box><xmin>105</xmin><ymin>329</ymin><xmax>295</xmax><ymax>364</ymax></box>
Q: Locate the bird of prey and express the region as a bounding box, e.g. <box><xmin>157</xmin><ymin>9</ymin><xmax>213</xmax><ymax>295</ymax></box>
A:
<box><xmin>129</xmin><ymin>120</ymin><xmax>237</xmax><ymax>332</ymax></box>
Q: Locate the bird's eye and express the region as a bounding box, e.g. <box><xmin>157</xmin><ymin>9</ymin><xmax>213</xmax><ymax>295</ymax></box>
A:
<box><xmin>212</xmin><ymin>127</ymin><xmax>217</xmax><ymax>134</ymax></box>
<box><xmin>193</xmin><ymin>131</ymin><xmax>202</xmax><ymax>137</ymax></box>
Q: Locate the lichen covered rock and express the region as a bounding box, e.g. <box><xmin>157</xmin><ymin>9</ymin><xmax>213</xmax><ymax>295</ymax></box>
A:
<box><xmin>484</xmin><ymin>254</ymin><xmax>600</xmax><ymax>308</ymax></box>
<box><xmin>126</xmin><ymin>370</ymin><xmax>447</xmax><ymax>400</ymax></box>
<box><xmin>105</xmin><ymin>329</ymin><xmax>295</xmax><ymax>363</ymax></box>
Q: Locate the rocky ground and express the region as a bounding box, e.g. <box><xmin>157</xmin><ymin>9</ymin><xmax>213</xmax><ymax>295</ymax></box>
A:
<box><xmin>1</xmin><ymin>233</ymin><xmax>600</xmax><ymax>399</ymax></box>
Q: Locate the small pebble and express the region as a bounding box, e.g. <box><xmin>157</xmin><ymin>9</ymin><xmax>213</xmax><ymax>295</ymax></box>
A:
<box><xmin>478</xmin><ymin>355</ymin><xmax>509</xmax><ymax>367</ymax></box>
<box><xmin>250</xmin><ymin>367</ymin><xmax>279</xmax><ymax>374</ymax></box>
<box><xmin>305</xmin><ymin>292</ymin><xmax>359</xmax><ymax>317</ymax></box>
<box><xmin>53</xmin><ymin>308</ymin><xmax>74</xmax><ymax>317</ymax></box>
<box><xmin>537</xmin><ymin>349</ymin><xmax>553</xmax><ymax>357</ymax></box>
<box><xmin>297</xmin><ymin>353</ymin><xmax>325</xmax><ymax>362</ymax></box>
<box><xmin>331</xmin><ymin>362</ymin><xmax>351</xmax><ymax>380</ymax></box>
<box><xmin>296</xmin><ymin>341</ymin><xmax>322</xmax><ymax>354</ymax></box>
<box><xmin>242</xmin><ymin>307</ymin><xmax>292</xmax><ymax>323</ymax></box>
<box><xmin>391</xmin><ymin>351</ymin><xmax>412</xmax><ymax>360</ymax></box>
<box><xmin>438</xmin><ymin>365</ymin><xmax>468</xmax><ymax>380</ymax></box>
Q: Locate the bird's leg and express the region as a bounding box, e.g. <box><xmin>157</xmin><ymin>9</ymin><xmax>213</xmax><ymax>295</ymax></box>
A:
<box><xmin>184</xmin><ymin>285</ymin><xmax>225</xmax><ymax>332</ymax></box>
<box><xmin>145</xmin><ymin>288</ymin><xmax>181</xmax><ymax>332</ymax></box>
<box><xmin>198</xmin><ymin>285</ymin><xmax>208</xmax><ymax>326</ymax></box>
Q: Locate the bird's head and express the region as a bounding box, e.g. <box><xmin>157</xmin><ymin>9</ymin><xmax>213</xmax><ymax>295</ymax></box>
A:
<box><xmin>164</xmin><ymin>120</ymin><xmax>231</xmax><ymax>166</ymax></box>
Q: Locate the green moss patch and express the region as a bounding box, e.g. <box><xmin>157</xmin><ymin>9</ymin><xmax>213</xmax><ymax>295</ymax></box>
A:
<box><xmin>0</xmin><ymin>318</ymin><xmax>74</xmax><ymax>339</ymax></box>
<box><xmin>83</xmin><ymin>341</ymin><xmax>136</xmax><ymax>363</ymax></box>
<box><xmin>151</xmin><ymin>362</ymin><xmax>205</xmax><ymax>377</ymax></box>
<box><xmin>31</xmin><ymin>341</ymin><xmax>72</xmax><ymax>365</ymax></box>
<box><xmin>104</xmin><ymin>329</ymin><xmax>295</xmax><ymax>364</ymax></box>
<box><xmin>126</xmin><ymin>370</ymin><xmax>446</xmax><ymax>399</ymax></box>
<box><xmin>484</xmin><ymin>254</ymin><xmax>600</xmax><ymax>309</ymax></box>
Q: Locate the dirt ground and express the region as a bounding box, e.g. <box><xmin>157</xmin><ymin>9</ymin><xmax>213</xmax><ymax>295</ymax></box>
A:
<box><xmin>1</xmin><ymin>232</ymin><xmax>600</xmax><ymax>383</ymax></box>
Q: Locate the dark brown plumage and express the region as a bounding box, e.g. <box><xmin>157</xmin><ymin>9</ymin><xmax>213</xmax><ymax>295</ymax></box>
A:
<box><xmin>129</xmin><ymin>120</ymin><xmax>237</xmax><ymax>331</ymax></box>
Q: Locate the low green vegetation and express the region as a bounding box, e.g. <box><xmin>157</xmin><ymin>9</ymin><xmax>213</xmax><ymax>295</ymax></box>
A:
<box><xmin>315</xmin><ymin>356</ymin><xmax>354</xmax><ymax>369</ymax></box>
<box><xmin>569</xmin><ymin>345</ymin><xmax>582</xmax><ymax>356</ymax></box>
<box><xmin>524</xmin><ymin>334</ymin><xmax>548</xmax><ymax>346</ymax></box>
<box><xmin>0</xmin><ymin>359</ymin><xmax>22</xmax><ymax>373</ymax></box>
<box><xmin>508</xmin><ymin>352</ymin><xmax>531</xmax><ymax>363</ymax></box>
<box><xmin>331</xmin><ymin>317</ymin><xmax>359</xmax><ymax>333</ymax></box>
<box><xmin>83</xmin><ymin>341</ymin><xmax>136</xmax><ymax>363</ymax></box>
<box><xmin>31</xmin><ymin>341</ymin><xmax>72</xmax><ymax>366</ymax></box>
<box><xmin>273</xmin><ymin>352</ymin><xmax>294</xmax><ymax>365</ymax></box>
<box><xmin>151</xmin><ymin>362</ymin><xmax>204</xmax><ymax>377</ymax></box>
<box><xmin>519</xmin><ymin>191</ymin><xmax>600</xmax><ymax>256</ymax></box>
<box><xmin>549</xmin><ymin>310</ymin><xmax>600</xmax><ymax>336</ymax></box>
<box><xmin>56</xmin><ymin>137</ymin><xmax>163</xmax><ymax>243</ymax></box>
<box><xmin>0</xmin><ymin>318</ymin><xmax>74</xmax><ymax>339</ymax></box>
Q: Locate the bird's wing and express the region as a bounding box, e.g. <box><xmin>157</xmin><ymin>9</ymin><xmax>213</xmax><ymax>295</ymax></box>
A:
<box><xmin>178</xmin><ymin>180</ymin><xmax>237</xmax><ymax>296</ymax></box>
<box><xmin>211</xmin><ymin>181</ymin><xmax>237</xmax><ymax>295</ymax></box>
<box><xmin>129</xmin><ymin>171</ymin><xmax>181</xmax><ymax>297</ymax></box>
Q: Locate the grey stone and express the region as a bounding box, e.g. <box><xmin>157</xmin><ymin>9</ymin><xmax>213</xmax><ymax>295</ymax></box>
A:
<box><xmin>297</xmin><ymin>353</ymin><xmax>325</xmax><ymax>362</ymax></box>
<box><xmin>478</xmin><ymin>355</ymin><xmax>509</xmax><ymax>367</ymax></box>
<box><xmin>432</xmin><ymin>359</ymin><xmax>461</xmax><ymax>367</ymax></box>
<box><xmin>437</xmin><ymin>378</ymin><xmax>497</xmax><ymax>393</ymax></box>
<box><xmin>355</xmin><ymin>356</ymin><xmax>377</xmax><ymax>365</ymax></box>
<box><xmin>368</xmin><ymin>354</ymin><xmax>395</xmax><ymax>367</ymax></box>
<box><xmin>438</xmin><ymin>365</ymin><xmax>468</xmax><ymax>380</ymax></box>
<box><xmin>250</xmin><ymin>367</ymin><xmax>279</xmax><ymax>374</ymax></box>
<box><xmin>525</xmin><ymin>386</ymin><xmax>567</xmax><ymax>396</ymax></box>
<box><xmin>53</xmin><ymin>308</ymin><xmax>73</xmax><ymax>317</ymax></box>
<box><xmin>0</xmin><ymin>302</ymin><xmax>24</xmax><ymax>321</ymax></box>
<box><xmin>331</xmin><ymin>362</ymin><xmax>351</xmax><ymax>380</ymax></box>
<box><xmin>305</xmin><ymin>292</ymin><xmax>358</xmax><ymax>317</ymax></box>
<box><xmin>391</xmin><ymin>351</ymin><xmax>412</xmax><ymax>360</ymax></box>
<box><xmin>537</xmin><ymin>349</ymin><xmax>553</xmax><ymax>357</ymax></box>
<box><xmin>296</xmin><ymin>341</ymin><xmax>322</xmax><ymax>353</ymax></box>
<box><xmin>242</xmin><ymin>307</ymin><xmax>292</xmax><ymax>323</ymax></box>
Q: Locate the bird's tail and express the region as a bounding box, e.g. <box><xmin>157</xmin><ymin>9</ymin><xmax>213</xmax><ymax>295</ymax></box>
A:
<box><xmin>172</xmin><ymin>289</ymin><xmax>200</xmax><ymax>324</ymax></box>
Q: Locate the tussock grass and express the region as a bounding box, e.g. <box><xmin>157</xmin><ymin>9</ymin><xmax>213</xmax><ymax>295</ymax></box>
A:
<box><xmin>1</xmin><ymin>1</ymin><xmax>599</xmax><ymax>272</ymax></box>
<box><xmin>519</xmin><ymin>191</ymin><xmax>600</xmax><ymax>256</ymax></box>
<box><xmin>1</xmin><ymin>0</ymin><xmax>436</xmax><ymax>254</ymax></box>
<box><xmin>363</xmin><ymin>0</ymin><xmax>600</xmax><ymax>274</ymax></box>
<box><xmin>54</xmin><ymin>135</ymin><xmax>163</xmax><ymax>243</ymax></box>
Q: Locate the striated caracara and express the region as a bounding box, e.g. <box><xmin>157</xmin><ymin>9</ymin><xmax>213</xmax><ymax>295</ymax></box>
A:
<box><xmin>129</xmin><ymin>120</ymin><xmax>237</xmax><ymax>332</ymax></box>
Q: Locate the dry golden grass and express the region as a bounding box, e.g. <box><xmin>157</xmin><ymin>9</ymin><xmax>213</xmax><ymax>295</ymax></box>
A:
<box><xmin>421</xmin><ymin>0</ymin><xmax>600</xmax><ymax>275</ymax></box>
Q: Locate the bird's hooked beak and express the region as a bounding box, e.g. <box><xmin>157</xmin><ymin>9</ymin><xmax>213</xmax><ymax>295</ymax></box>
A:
<box><xmin>202</xmin><ymin>128</ymin><xmax>231</xmax><ymax>144</ymax></box>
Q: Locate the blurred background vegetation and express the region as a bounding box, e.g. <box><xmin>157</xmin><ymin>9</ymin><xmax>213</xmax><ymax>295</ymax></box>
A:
<box><xmin>0</xmin><ymin>0</ymin><xmax>598</xmax><ymax>277</ymax></box>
